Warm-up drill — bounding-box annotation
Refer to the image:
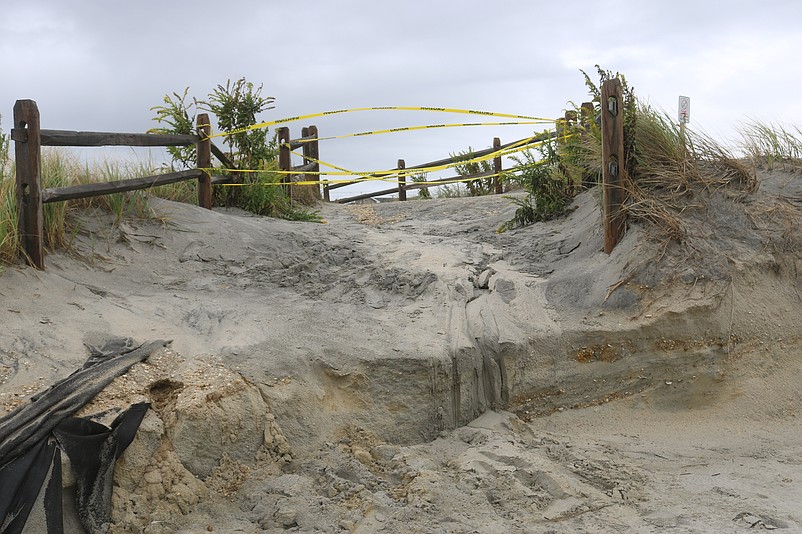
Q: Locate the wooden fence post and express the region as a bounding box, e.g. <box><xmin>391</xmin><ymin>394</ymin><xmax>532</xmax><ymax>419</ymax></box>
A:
<box><xmin>301</xmin><ymin>126</ymin><xmax>310</xmax><ymax>172</ymax></box>
<box><xmin>277</xmin><ymin>126</ymin><xmax>291</xmax><ymax>196</ymax></box>
<box><xmin>579</xmin><ymin>102</ymin><xmax>596</xmax><ymax>188</ymax></box>
<box><xmin>13</xmin><ymin>100</ymin><xmax>44</xmax><ymax>269</ymax></box>
<box><xmin>398</xmin><ymin>159</ymin><xmax>406</xmax><ymax>201</ymax></box>
<box><xmin>580</xmin><ymin>102</ymin><xmax>595</xmax><ymax>129</ymax></box>
<box><xmin>307</xmin><ymin>125</ymin><xmax>321</xmax><ymax>201</ymax></box>
<box><xmin>601</xmin><ymin>79</ymin><xmax>627</xmax><ymax>254</ymax></box>
<box><xmin>493</xmin><ymin>137</ymin><xmax>502</xmax><ymax>194</ymax></box>
<box><xmin>196</xmin><ymin>113</ymin><xmax>212</xmax><ymax>209</ymax></box>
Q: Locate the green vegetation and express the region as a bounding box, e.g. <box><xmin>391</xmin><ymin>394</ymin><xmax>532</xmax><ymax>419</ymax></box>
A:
<box><xmin>500</xmin><ymin>65</ymin><xmax>755</xmax><ymax>239</ymax></box>
<box><xmin>741</xmin><ymin>120</ymin><xmax>802</xmax><ymax>171</ymax></box>
<box><xmin>149</xmin><ymin>88</ymin><xmax>198</xmax><ymax>169</ymax></box>
<box><xmin>151</xmin><ymin>78</ymin><xmax>319</xmax><ymax>220</ymax></box>
<box><xmin>202</xmin><ymin>79</ymin><xmax>275</xmax><ymax>171</ymax></box>
<box><xmin>452</xmin><ymin>147</ymin><xmax>496</xmax><ymax>196</ymax></box>
<box><xmin>411</xmin><ymin>173</ymin><xmax>431</xmax><ymax>199</ymax></box>
<box><xmin>499</xmin><ymin>138</ymin><xmax>566</xmax><ymax>231</ymax></box>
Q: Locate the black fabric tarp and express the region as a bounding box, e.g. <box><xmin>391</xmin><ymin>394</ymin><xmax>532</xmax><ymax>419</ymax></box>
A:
<box><xmin>0</xmin><ymin>339</ymin><xmax>168</xmax><ymax>533</ymax></box>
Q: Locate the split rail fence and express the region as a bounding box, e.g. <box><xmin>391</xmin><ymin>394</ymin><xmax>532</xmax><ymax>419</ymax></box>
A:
<box><xmin>11</xmin><ymin>78</ymin><xmax>626</xmax><ymax>270</ymax></box>
<box><xmin>12</xmin><ymin>99</ymin><xmax>319</xmax><ymax>270</ymax></box>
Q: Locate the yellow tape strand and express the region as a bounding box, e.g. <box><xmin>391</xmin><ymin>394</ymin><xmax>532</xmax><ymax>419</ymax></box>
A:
<box><xmin>209</xmin><ymin>106</ymin><xmax>557</xmax><ymax>139</ymax></box>
<box><xmin>207</xmin><ymin>132</ymin><xmax>565</xmax><ymax>188</ymax></box>
<box><xmin>288</xmin><ymin>120</ymin><xmax>555</xmax><ymax>144</ymax></box>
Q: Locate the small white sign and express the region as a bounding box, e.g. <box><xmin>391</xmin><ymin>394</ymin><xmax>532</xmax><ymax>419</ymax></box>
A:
<box><xmin>678</xmin><ymin>95</ymin><xmax>691</xmax><ymax>124</ymax></box>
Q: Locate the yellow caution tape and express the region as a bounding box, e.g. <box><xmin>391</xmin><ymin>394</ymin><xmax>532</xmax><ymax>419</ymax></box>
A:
<box><xmin>209</xmin><ymin>106</ymin><xmax>557</xmax><ymax>139</ymax></box>
<box><xmin>206</xmin><ymin>132</ymin><xmax>565</xmax><ymax>182</ymax></box>
<box><xmin>207</xmin><ymin>133</ymin><xmax>564</xmax><ymax>188</ymax></box>
<box><xmin>288</xmin><ymin>120</ymin><xmax>555</xmax><ymax>144</ymax></box>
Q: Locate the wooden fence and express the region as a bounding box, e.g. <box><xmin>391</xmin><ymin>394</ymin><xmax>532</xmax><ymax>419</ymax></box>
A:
<box><xmin>277</xmin><ymin>125</ymin><xmax>321</xmax><ymax>203</ymax></box>
<box><xmin>11</xmin><ymin>99</ymin><xmax>319</xmax><ymax>270</ymax></box>
<box><xmin>327</xmin><ymin>81</ymin><xmax>626</xmax><ymax>252</ymax></box>
<box><xmin>331</xmin><ymin>131</ymin><xmax>557</xmax><ymax>205</ymax></box>
<box><xmin>12</xmin><ymin>80</ymin><xmax>626</xmax><ymax>269</ymax></box>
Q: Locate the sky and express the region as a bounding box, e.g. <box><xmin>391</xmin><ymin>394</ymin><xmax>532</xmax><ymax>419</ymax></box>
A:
<box><xmin>2</xmin><ymin>0</ymin><xmax>801</xmax><ymax>198</ymax></box>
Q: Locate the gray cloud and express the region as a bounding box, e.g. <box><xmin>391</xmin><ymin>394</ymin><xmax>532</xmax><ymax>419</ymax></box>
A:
<box><xmin>2</xmin><ymin>1</ymin><xmax>801</xmax><ymax>194</ymax></box>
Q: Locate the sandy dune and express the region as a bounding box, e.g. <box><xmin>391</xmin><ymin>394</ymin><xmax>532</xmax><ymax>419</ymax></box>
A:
<box><xmin>1</xmin><ymin>172</ymin><xmax>800</xmax><ymax>532</ymax></box>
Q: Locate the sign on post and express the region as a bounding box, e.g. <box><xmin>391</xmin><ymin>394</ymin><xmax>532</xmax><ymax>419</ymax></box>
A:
<box><xmin>678</xmin><ymin>96</ymin><xmax>691</xmax><ymax>124</ymax></box>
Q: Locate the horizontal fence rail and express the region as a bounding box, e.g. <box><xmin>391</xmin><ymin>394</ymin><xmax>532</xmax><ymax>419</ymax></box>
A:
<box><xmin>41</xmin><ymin>169</ymin><xmax>204</xmax><ymax>204</ymax></box>
<box><xmin>11</xmin><ymin>100</ymin><xmax>242</xmax><ymax>269</ymax></box>
<box><xmin>38</xmin><ymin>130</ymin><xmax>198</xmax><ymax>147</ymax></box>
<box><xmin>11</xmin><ymin>89</ymin><xmax>626</xmax><ymax>270</ymax></box>
<box><xmin>333</xmin><ymin>130</ymin><xmax>558</xmax><ymax>204</ymax></box>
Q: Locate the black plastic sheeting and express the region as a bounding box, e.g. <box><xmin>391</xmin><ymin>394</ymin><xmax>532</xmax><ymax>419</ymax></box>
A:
<box><xmin>0</xmin><ymin>339</ymin><xmax>169</xmax><ymax>533</ymax></box>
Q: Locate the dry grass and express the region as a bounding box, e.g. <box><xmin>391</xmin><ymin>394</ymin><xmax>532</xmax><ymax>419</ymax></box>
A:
<box><xmin>740</xmin><ymin>120</ymin><xmax>802</xmax><ymax>171</ymax></box>
<box><xmin>588</xmin><ymin>105</ymin><xmax>757</xmax><ymax>242</ymax></box>
<box><xmin>0</xmin><ymin>143</ymin><xmax>196</xmax><ymax>267</ymax></box>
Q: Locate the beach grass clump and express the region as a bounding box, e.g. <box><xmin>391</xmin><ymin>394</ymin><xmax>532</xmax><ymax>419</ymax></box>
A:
<box><xmin>0</xmin><ymin>136</ymin><xmax>202</xmax><ymax>266</ymax></box>
<box><xmin>740</xmin><ymin>120</ymin><xmax>802</xmax><ymax>171</ymax></box>
<box><xmin>0</xmin><ymin>118</ymin><xmax>18</xmax><ymax>265</ymax></box>
<box><xmin>623</xmin><ymin>105</ymin><xmax>756</xmax><ymax>241</ymax></box>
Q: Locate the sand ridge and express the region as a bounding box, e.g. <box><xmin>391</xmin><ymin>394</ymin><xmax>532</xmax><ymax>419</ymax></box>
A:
<box><xmin>1</xmin><ymin>174</ymin><xmax>801</xmax><ymax>532</ymax></box>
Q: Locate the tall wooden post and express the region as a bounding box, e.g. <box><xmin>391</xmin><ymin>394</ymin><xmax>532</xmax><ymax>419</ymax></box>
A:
<box><xmin>601</xmin><ymin>79</ymin><xmax>627</xmax><ymax>254</ymax></box>
<box><xmin>580</xmin><ymin>102</ymin><xmax>596</xmax><ymax>188</ymax></box>
<box><xmin>196</xmin><ymin>113</ymin><xmax>212</xmax><ymax>209</ymax></box>
<box><xmin>13</xmin><ymin>100</ymin><xmax>44</xmax><ymax>269</ymax></box>
<box><xmin>580</xmin><ymin>102</ymin><xmax>595</xmax><ymax>130</ymax></box>
<box><xmin>493</xmin><ymin>137</ymin><xmax>502</xmax><ymax>194</ymax></box>
<box><xmin>397</xmin><ymin>159</ymin><xmax>406</xmax><ymax>201</ymax></box>
<box><xmin>277</xmin><ymin>126</ymin><xmax>291</xmax><ymax>196</ymax></box>
<box><xmin>307</xmin><ymin>125</ymin><xmax>321</xmax><ymax>201</ymax></box>
<box><xmin>301</xmin><ymin>126</ymin><xmax>310</xmax><ymax>172</ymax></box>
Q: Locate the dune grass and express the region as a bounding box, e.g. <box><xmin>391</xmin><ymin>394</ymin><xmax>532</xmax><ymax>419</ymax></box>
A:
<box><xmin>623</xmin><ymin>105</ymin><xmax>756</xmax><ymax>241</ymax></box>
<box><xmin>740</xmin><ymin>120</ymin><xmax>802</xmax><ymax>171</ymax></box>
<box><xmin>0</xmin><ymin>138</ymin><xmax>198</xmax><ymax>266</ymax></box>
<box><xmin>0</xmin><ymin>144</ymin><xmax>318</xmax><ymax>267</ymax></box>
<box><xmin>512</xmin><ymin>103</ymin><xmax>757</xmax><ymax>240</ymax></box>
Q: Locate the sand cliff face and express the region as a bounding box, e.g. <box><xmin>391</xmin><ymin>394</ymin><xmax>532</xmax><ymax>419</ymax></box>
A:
<box><xmin>2</xmin><ymin>175</ymin><xmax>801</xmax><ymax>532</ymax></box>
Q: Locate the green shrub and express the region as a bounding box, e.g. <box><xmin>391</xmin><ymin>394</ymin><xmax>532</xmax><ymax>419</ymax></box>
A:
<box><xmin>411</xmin><ymin>173</ymin><xmax>431</xmax><ymax>199</ymax></box>
<box><xmin>149</xmin><ymin>88</ymin><xmax>197</xmax><ymax>170</ymax></box>
<box><xmin>499</xmin><ymin>138</ymin><xmax>567</xmax><ymax>231</ymax></box>
<box><xmin>452</xmin><ymin>147</ymin><xmax>496</xmax><ymax>196</ymax></box>
<box><xmin>150</xmin><ymin>79</ymin><xmax>320</xmax><ymax>221</ymax></box>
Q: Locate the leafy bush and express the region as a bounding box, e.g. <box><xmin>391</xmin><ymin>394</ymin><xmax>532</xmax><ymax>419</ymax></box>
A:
<box><xmin>200</xmin><ymin>78</ymin><xmax>276</xmax><ymax>171</ymax></box>
<box><xmin>499</xmin><ymin>138</ymin><xmax>567</xmax><ymax>231</ymax></box>
<box><xmin>452</xmin><ymin>147</ymin><xmax>497</xmax><ymax>196</ymax></box>
<box><xmin>150</xmin><ymin>78</ymin><xmax>319</xmax><ymax>222</ymax></box>
<box><xmin>149</xmin><ymin>88</ymin><xmax>198</xmax><ymax>170</ymax></box>
<box><xmin>411</xmin><ymin>173</ymin><xmax>431</xmax><ymax>199</ymax></box>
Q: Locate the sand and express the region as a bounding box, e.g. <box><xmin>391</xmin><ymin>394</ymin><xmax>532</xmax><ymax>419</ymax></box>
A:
<box><xmin>1</xmin><ymin>169</ymin><xmax>801</xmax><ymax>533</ymax></box>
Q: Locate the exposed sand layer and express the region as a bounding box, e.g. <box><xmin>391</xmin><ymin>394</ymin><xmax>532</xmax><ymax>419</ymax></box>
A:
<box><xmin>1</xmin><ymin>169</ymin><xmax>800</xmax><ymax>532</ymax></box>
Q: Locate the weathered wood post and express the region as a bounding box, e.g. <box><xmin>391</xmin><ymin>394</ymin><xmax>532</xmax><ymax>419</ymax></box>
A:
<box><xmin>601</xmin><ymin>79</ymin><xmax>627</xmax><ymax>254</ymax></box>
<box><xmin>307</xmin><ymin>125</ymin><xmax>321</xmax><ymax>201</ymax></box>
<box><xmin>397</xmin><ymin>159</ymin><xmax>406</xmax><ymax>201</ymax></box>
<box><xmin>493</xmin><ymin>137</ymin><xmax>503</xmax><ymax>194</ymax></box>
<box><xmin>196</xmin><ymin>113</ymin><xmax>212</xmax><ymax>209</ymax></box>
<box><xmin>277</xmin><ymin>126</ymin><xmax>291</xmax><ymax>196</ymax></box>
<box><xmin>580</xmin><ymin>102</ymin><xmax>595</xmax><ymax>129</ymax></box>
<box><xmin>579</xmin><ymin>102</ymin><xmax>596</xmax><ymax>188</ymax></box>
<box><xmin>12</xmin><ymin>100</ymin><xmax>44</xmax><ymax>269</ymax></box>
<box><xmin>301</xmin><ymin>126</ymin><xmax>310</xmax><ymax>178</ymax></box>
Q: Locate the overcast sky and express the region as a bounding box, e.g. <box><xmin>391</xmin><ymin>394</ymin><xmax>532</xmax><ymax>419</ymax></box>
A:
<box><xmin>2</xmin><ymin>1</ymin><xmax>801</xmax><ymax>197</ymax></box>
